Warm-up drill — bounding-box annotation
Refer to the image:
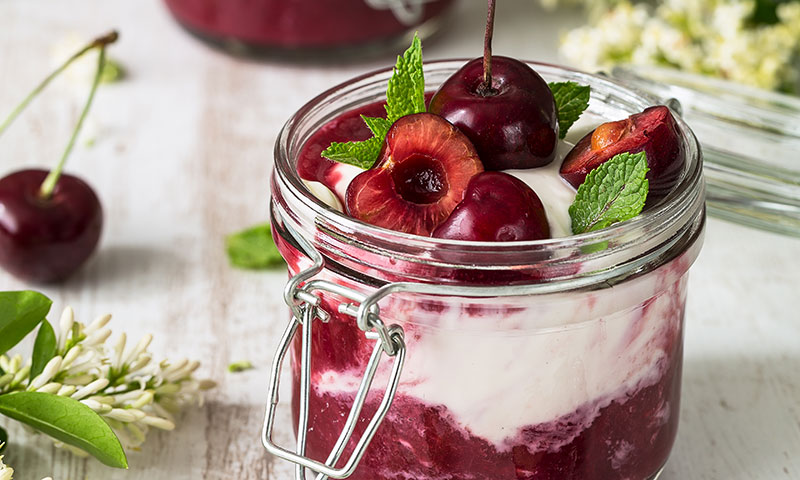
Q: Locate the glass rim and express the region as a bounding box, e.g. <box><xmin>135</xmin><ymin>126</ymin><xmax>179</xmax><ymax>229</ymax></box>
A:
<box><xmin>271</xmin><ymin>59</ymin><xmax>706</xmax><ymax>283</ymax></box>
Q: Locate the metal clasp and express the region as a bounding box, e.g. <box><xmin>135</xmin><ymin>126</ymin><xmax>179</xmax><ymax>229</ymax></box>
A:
<box><xmin>261</xmin><ymin>222</ymin><xmax>406</xmax><ymax>480</ymax></box>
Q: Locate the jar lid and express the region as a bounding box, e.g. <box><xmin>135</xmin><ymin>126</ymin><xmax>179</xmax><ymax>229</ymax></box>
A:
<box><xmin>611</xmin><ymin>65</ymin><xmax>800</xmax><ymax>237</ymax></box>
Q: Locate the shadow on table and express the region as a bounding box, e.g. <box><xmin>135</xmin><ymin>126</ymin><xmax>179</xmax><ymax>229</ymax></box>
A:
<box><xmin>64</xmin><ymin>244</ymin><xmax>190</xmax><ymax>292</ymax></box>
<box><xmin>661</xmin><ymin>353</ymin><xmax>800</xmax><ymax>479</ymax></box>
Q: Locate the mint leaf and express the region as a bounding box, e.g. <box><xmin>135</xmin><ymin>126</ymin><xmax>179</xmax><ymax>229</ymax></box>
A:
<box><xmin>0</xmin><ymin>392</ymin><xmax>127</xmax><ymax>468</ymax></box>
<box><xmin>0</xmin><ymin>291</ymin><xmax>52</xmax><ymax>356</ymax></box>
<box><xmin>322</xmin><ymin>33</ymin><xmax>425</xmax><ymax>169</ymax></box>
<box><xmin>569</xmin><ymin>152</ymin><xmax>649</xmax><ymax>234</ymax></box>
<box><xmin>226</xmin><ymin>223</ymin><xmax>285</xmax><ymax>270</ymax></box>
<box><xmin>549</xmin><ymin>81</ymin><xmax>590</xmax><ymax>140</ymax></box>
<box><xmin>228</xmin><ymin>360</ymin><xmax>254</xmax><ymax>373</ymax></box>
<box><xmin>385</xmin><ymin>33</ymin><xmax>426</xmax><ymax>122</ymax></box>
<box><xmin>361</xmin><ymin>115</ymin><xmax>392</xmax><ymax>137</ymax></box>
<box><xmin>30</xmin><ymin>320</ymin><xmax>57</xmax><ymax>380</ymax></box>
<box><xmin>321</xmin><ymin>136</ymin><xmax>384</xmax><ymax>170</ymax></box>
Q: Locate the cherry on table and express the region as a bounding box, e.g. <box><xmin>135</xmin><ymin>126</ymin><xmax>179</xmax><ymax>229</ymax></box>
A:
<box><xmin>0</xmin><ymin>169</ymin><xmax>102</xmax><ymax>283</ymax></box>
<box><xmin>428</xmin><ymin>1</ymin><xmax>557</xmax><ymax>170</ymax></box>
<box><xmin>432</xmin><ymin>171</ymin><xmax>550</xmax><ymax>242</ymax></box>
<box><xmin>0</xmin><ymin>31</ymin><xmax>116</xmax><ymax>283</ymax></box>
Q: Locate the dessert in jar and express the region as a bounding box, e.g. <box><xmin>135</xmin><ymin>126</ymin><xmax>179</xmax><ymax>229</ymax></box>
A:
<box><xmin>263</xmin><ymin>6</ymin><xmax>706</xmax><ymax>479</ymax></box>
<box><xmin>162</xmin><ymin>0</ymin><xmax>455</xmax><ymax>57</ymax></box>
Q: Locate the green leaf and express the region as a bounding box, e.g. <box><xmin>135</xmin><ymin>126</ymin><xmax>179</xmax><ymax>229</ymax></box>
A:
<box><xmin>549</xmin><ymin>81</ymin><xmax>591</xmax><ymax>140</ymax></box>
<box><xmin>0</xmin><ymin>291</ymin><xmax>52</xmax><ymax>356</ymax></box>
<box><xmin>747</xmin><ymin>0</ymin><xmax>791</xmax><ymax>25</ymax></box>
<box><xmin>227</xmin><ymin>360</ymin><xmax>254</xmax><ymax>373</ymax></box>
<box><xmin>321</xmin><ymin>135</ymin><xmax>384</xmax><ymax>170</ymax></box>
<box><xmin>322</xmin><ymin>34</ymin><xmax>425</xmax><ymax>169</ymax></box>
<box><xmin>226</xmin><ymin>223</ymin><xmax>285</xmax><ymax>270</ymax></box>
<box><xmin>0</xmin><ymin>425</ymin><xmax>7</xmax><ymax>454</ymax></box>
<box><xmin>385</xmin><ymin>33</ymin><xmax>426</xmax><ymax>122</ymax></box>
<box><xmin>0</xmin><ymin>392</ymin><xmax>127</xmax><ymax>468</ymax></box>
<box><xmin>361</xmin><ymin>115</ymin><xmax>392</xmax><ymax>138</ymax></box>
<box><xmin>569</xmin><ymin>152</ymin><xmax>649</xmax><ymax>234</ymax></box>
<box><xmin>30</xmin><ymin>320</ymin><xmax>58</xmax><ymax>380</ymax></box>
<box><xmin>99</xmin><ymin>58</ymin><xmax>125</xmax><ymax>84</ymax></box>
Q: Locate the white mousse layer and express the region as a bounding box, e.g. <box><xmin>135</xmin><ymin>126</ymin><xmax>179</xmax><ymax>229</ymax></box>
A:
<box><xmin>312</xmin><ymin>258</ymin><xmax>687</xmax><ymax>449</ymax></box>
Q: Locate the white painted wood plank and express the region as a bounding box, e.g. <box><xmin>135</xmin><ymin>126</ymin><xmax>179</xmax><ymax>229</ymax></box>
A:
<box><xmin>0</xmin><ymin>1</ymin><xmax>797</xmax><ymax>479</ymax></box>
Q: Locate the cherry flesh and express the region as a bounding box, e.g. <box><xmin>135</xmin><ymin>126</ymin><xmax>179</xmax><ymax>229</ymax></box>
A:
<box><xmin>560</xmin><ymin>105</ymin><xmax>685</xmax><ymax>207</ymax></box>
<box><xmin>428</xmin><ymin>56</ymin><xmax>558</xmax><ymax>170</ymax></box>
<box><xmin>346</xmin><ymin>113</ymin><xmax>483</xmax><ymax>236</ymax></box>
<box><xmin>0</xmin><ymin>169</ymin><xmax>102</xmax><ymax>283</ymax></box>
<box><xmin>432</xmin><ymin>171</ymin><xmax>550</xmax><ymax>241</ymax></box>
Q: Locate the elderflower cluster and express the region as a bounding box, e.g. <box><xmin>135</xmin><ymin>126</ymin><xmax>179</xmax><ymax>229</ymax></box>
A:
<box><xmin>0</xmin><ymin>307</ymin><xmax>215</xmax><ymax>453</ymax></box>
<box><xmin>550</xmin><ymin>0</ymin><xmax>800</xmax><ymax>92</ymax></box>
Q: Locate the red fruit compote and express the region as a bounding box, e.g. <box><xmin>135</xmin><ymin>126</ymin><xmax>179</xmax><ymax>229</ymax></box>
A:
<box><xmin>163</xmin><ymin>0</ymin><xmax>454</xmax><ymax>57</ymax></box>
<box><xmin>268</xmin><ymin>61</ymin><xmax>706</xmax><ymax>479</ymax></box>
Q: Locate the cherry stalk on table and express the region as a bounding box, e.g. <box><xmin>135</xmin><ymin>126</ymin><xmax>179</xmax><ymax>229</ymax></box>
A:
<box><xmin>0</xmin><ymin>31</ymin><xmax>118</xmax><ymax>283</ymax></box>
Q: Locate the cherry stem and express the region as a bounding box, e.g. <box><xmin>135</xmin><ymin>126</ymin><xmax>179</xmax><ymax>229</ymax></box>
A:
<box><xmin>479</xmin><ymin>0</ymin><xmax>496</xmax><ymax>95</ymax></box>
<box><xmin>39</xmin><ymin>45</ymin><xmax>109</xmax><ymax>200</ymax></box>
<box><xmin>0</xmin><ymin>31</ymin><xmax>118</xmax><ymax>140</ymax></box>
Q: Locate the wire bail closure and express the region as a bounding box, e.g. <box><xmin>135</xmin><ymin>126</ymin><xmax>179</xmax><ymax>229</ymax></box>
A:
<box><xmin>261</xmin><ymin>221</ymin><xmax>407</xmax><ymax>480</ymax></box>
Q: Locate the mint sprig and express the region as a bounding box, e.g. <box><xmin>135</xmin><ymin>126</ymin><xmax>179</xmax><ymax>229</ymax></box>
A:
<box><xmin>384</xmin><ymin>34</ymin><xmax>426</xmax><ymax>122</ymax></box>
<box><xmin>322</xmin><ymin>34</ymin><xmax>426</xmax><ymax>169</ymax></box>
<box><xmin>569</xmin><ymin>152</ymin><xmax>649</xmax><ymax>234</ymax></box>
<box><xmin>549</xmin><ymin>81</ymin><xmax>591</xmax><ymax>140</ymax></box>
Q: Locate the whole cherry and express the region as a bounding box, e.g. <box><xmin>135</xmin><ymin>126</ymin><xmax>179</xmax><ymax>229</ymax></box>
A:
<box><xmin>432</xmin><ymin>172</ymin><xmax>550</xmax><ymax>241</ymax></box>
<box><xmin>428</xmin><ymin>0</ymin><xmax>557</xmax><ymax>170</ymax></box>
<box><xmin>0</xmin><ymin>31</ymin><xmax>117</xmax><ymax>283</ymax></box>
<box><xmin>0</xmin><ymin>170</ymin><xmax>102</xmax><ymax>283</ymax></box>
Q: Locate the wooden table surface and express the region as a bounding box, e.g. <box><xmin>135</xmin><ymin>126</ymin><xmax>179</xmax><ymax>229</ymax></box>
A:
<box><xmin>1</xmin><ymin>1</ymin><xmax>799</xmax><ymax>479</ymax></box>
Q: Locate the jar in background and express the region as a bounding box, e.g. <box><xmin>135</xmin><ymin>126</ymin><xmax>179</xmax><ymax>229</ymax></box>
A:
<box><xmin>263</xmin><ymin>61</ymin><xmax>706</xmax><ymax>480</ymax></box>
<box><xmin>163</xmin><ymin>0</ymin><xmax>455</xmax><ymax>59</ymax></box>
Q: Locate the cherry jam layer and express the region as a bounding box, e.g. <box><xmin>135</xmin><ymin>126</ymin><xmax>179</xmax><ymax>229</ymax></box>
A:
<box><xmin>164</xmin><ymin>0</ymin><xmax>454</xmax><ymax>49</ymax></box>
<box><xmin>279</xmin><ymin>231</ymin><xmax>692</xmax><ymax>479</ymax></box>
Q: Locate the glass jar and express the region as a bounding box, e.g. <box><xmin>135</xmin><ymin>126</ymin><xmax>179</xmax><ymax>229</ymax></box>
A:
<box><xmin>612</xmin><ymin>65</ymin><xmax>800</xmax><ymax>238</ymax></box>
<box><xmin>264</xmin><ymin>61</ymin><xmax>706</xmax><ymax>480</ymax></box>
<box><xmin>163</xmin><ymin>0</ymin><xmax>455</xmax><ymax>59</ymax></box>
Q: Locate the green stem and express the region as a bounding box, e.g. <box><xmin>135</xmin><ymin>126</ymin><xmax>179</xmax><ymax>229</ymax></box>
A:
<box><xmin>0</xmin><ymin>31</ymin><xmax>118</xmax><ymax>139</ymax></box>
<box><xmin>39</xmin><ymin>46</ymin><xmax>107</xmax><ymax>199</ymax></box>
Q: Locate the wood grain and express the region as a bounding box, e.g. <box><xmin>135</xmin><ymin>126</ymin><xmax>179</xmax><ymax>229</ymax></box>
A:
<box><xmin>0</xmin><ymin>1</ymin><xmax>798</xmax><ymax>479</ymax></box>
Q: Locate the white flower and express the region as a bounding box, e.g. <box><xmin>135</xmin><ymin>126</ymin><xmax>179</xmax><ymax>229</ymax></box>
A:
<box><xmin>557</xmin><ymin>0</ymin><xmax>800</xmax><ymax>92</ymax></box>
<box><xmin>0</xmin><ymin>452</ymin><xmax>13</xmax><ymax>480</ymax></box>
<box><xmin>0</xmin><ymin>307</ymin><xmax>215</xmax><ymax>453</ymax></box>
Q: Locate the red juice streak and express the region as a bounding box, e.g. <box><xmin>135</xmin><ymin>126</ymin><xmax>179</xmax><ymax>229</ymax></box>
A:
<box><xmin>164</xmin><ymin>0</ymin><xmax>454</xmax><ymax>48</ymax></box>
<box><xmin>296</xmin><ymin>101</ymin><xmax>385</xmax><ymax>184</ymax></box>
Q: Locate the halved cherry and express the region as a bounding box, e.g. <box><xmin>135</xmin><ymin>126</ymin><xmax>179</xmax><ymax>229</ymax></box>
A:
<box><xmin>345</xmin><ymin>113</ymin><xmax>483</xmax><ymax>236</ymax></box>
<box><xmin>560</xmin><ymin>105</ymin><xmax>685</xmax><ymax>206</ymax></box>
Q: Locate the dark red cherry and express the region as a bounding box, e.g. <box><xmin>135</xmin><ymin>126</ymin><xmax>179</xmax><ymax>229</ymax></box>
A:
<box><xmin>433</xmin><ymin>171</ymin><xmax>550</xmax><ymax>241</ymax></box>
<box><xmin>428</xmin><ymin>56</ymin><xmax>558</xmax><ymax>170</ymax></box>
<box><xmin>346</xmin><ymin>113</ymin><xmax>483</xmax><ymax>236</ymax></box>
<box><xmin>560</xmin><ymin>105</ymin><xmax>685</xmax><ymax>206</ymax></box>
<box><xmin>0</xmin><ymin>169</ymin><xmax>103</xmax><ymax>283</ymax></box>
